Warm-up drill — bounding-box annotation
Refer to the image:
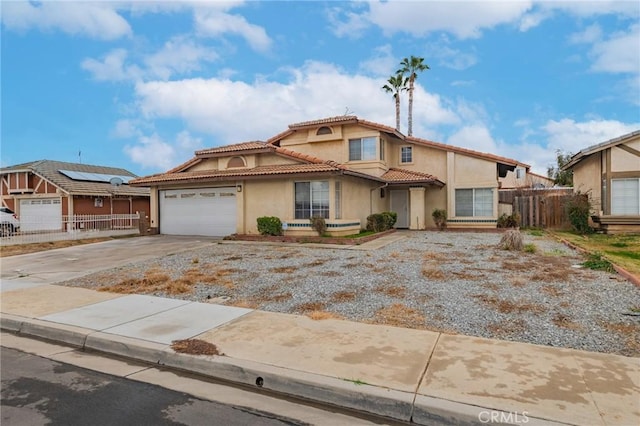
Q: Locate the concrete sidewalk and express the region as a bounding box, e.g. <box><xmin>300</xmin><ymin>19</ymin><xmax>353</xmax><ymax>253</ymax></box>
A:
<box><xmin>1</xmin><ymin>282</ymin><xmax>638</xmax><ymax>426</ymax></box>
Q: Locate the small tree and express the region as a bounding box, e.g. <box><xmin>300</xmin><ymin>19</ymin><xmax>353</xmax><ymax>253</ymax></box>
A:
<box><xmin>547</xmin><ymin>150</ymin><xmax>574</xmax><ymax>186</ymax></box>
<box><xmin>564</xmin><ymin>193</ymin><xmax>593</xmax><ymax>234</ymax></box>
<box><xmin>432</xmin><ymin>209</ymin><xmax>447</xmax><ymax>230</ymax></box>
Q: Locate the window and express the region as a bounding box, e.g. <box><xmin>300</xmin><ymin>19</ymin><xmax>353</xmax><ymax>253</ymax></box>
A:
<box><xmin>380</xmin><ymin>139</ymin><xmax>385</xmax><ymax>161</ymax></box>
<box><xmin>334</xmin><ymin>181</ymin><xmax>342</xmax><ymax>219</ymax></box>
<box><xmin>516</xmin><ymin>168</ymin><xmax>525</xmax><ymax>179</ymax></box>
<box><xmin>316</xmin><ymin>126</ymin><xmax>332</xmax><ymax>135</ymax></box>
<box><xmin>295</xmin><ymin>181</ymin><xmax>329</xmax><ymax>219</ymax></box>
<box><xmin>400</xmin><ymin>146</ymin><xmax>413</xmax><ymax>163</ymax></box>
<box><xmin>611</xmin><ymin>178</ymin><xmax>639</xmax><ymax>215</ymax></box>
<box><xmin>349</xmin><ymin>137</ymin><xmax>377</xmax><ymax>161</ymax></box>
<box><xmin>227</xmin><ymin>156</ymin><xmax>245</xmax><ymax>168</ymax></box>
<box><xmin>455</xmin><ymin>188</ymin><xmax>493</xmax><ymax>217</ymax></box>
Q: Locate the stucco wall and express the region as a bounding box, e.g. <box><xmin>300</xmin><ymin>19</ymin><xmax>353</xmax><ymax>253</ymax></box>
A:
<box><xmin>573</xmin><ymin>153</ymin><xmax>602</xmax><ymax>214</ymax></box>
<box><xmin>611</xmin><ymin>139</ymin><xmax>640</xmax><ymax>172</ymax></box>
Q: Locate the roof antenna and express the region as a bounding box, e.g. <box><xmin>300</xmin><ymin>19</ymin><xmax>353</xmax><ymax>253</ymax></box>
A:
<box><xmin>344</xmin><ymin>107</ymin><xmax>354</xmax><ymax>116</ymax></box>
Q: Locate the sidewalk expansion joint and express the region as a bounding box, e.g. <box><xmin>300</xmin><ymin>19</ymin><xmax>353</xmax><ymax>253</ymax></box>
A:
<box><xmin>409</xmin><ymin>332</ymin><xmax>441</xmax><ymax>422</ymax></box>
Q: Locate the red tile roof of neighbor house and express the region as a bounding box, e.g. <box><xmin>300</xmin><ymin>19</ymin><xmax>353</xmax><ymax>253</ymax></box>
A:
<box><xmin>382</xmin><ymin>168</ymin><xmax>445</xmax><ymax>186</ymax></box>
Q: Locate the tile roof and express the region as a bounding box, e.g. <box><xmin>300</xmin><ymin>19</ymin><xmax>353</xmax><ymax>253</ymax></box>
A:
<box><xmin>0</xmin><ymin>160</ymin><xmax>149</xmax><ymax>197</ymax></box>
<box><xmin>288</xmin><ymin>116</ymin><xmax>359</xmax><ymax>128</ymax></box>
<box><xmin>195</xmin><ymin>141</ymin><xmax>269</xmax><ymax>156</ymax></box>
<box><xmin>130</xmin><ymin>163</ymin><xmax>344</xmax><ymax>185</ymax></box>
<box><xmin>274</xmin><ymin>147</ymin><xmax>346</xmax><ymax>169</ymax></box>
<box><xmin>562</xmin><ymin>129</ymin><xmax>640</xmax><ymax>170</ymax></box>
<box><xmin>406</xmin><ymin>136</ymin><xmax>528</xmax><ymax>168</ymax></box>
<box><xmin>382</xmin><ymin>168</ymin><xmax>444</xmax><ymax>186</ymax></box>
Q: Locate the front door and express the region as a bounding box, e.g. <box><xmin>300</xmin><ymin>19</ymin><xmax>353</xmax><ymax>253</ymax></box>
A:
<box><xmin>390</xmin><ymin>190</ymin><xmax>409</xmax><ymax>228</ymax></box>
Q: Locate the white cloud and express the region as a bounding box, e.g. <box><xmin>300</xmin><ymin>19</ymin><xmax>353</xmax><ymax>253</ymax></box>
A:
<box><xmin>447</xmin><ymin>124</ymin><xmax>498</xmax><ymax>154</ymax></box>
<box><xmin>362</xmin><ymin>1</ymin><xmax>534</xmax><ymax>39</ymax></box>
<box><xmin>124</xmin><ymin>133</ymin><xmax>176</xmax><ymax>170</ymax></box>
<box><xmin>176</xmin><ymin>130</ymin><xmax>203</xmax><ymax>151</ymax></box>
<box><xmin>327</xmin><ymin>4</ymin><xmax>371</xmax><ymax>39</ymax></box>
<box><xmin>144</xmin><ymin>36</ymin><xmax>218</xmax><ymax>80</ymax></box>
<box><xmin>451</xmin><ymin>80</ymin><xmax>475</xmax><ymax>87</ymax></box>
<box><xmin>111</xmin><ymin>119</ymin><xmax>141</xmax><ymax>139</ymax></box>
<box><xmin>358</xmin><ymin>44</ymin><xmax>399</xmax><ymax>77</ymax></box>
<box><xmin>426</xmin><ymin>38</ymin><xmax>477</xmax><ymax>70</ymax></box>
<box><xmin>540</xmin><ymin>1</ymin><xmax>639</xmax><ymax>18</ymax></box>
<box><xmin>1</xmin><ymin>1</ymin><xmax>131</xmax><ymax>40</ymax></box>
<box><xmin>568</xmin><ymin>23</ymin><xmax>603</xmax><ymax>44</ymax></box>
<box><xmin>590</xmin><ymin>24</ymin><xmax>640</xmax><ymax>73</ymax></box>
<box><xmin>132</xmin><ymin>61</ymin><xmax>459</xmax><ymax>145</ymax></box>
<box><xmin>543</xmin><ymin>118</ymin><xmax>640</xmax><ymax>154</ymax></box>
<box><xmin>195</xmin><ymin>9</ymin><xmax>272</xmax><ymax>53</ymax></box>
<box><xmin>81</xmin><ymin>49</ymin><xmax>143</xmax><ymax>82</ymax></box>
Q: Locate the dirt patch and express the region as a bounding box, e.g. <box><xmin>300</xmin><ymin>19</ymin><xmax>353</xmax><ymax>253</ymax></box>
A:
<box><xmin>422</xmin><ymin>264</ymin><xmax>445</xmax><ymax>280</ymax></box>
<box><xmin>371</xmin><ymin>303</ymin><xmax>425</xmax><ymax>329</ymax></box>
<box><xmin>307</xmin><ymin>310</ymin><xmax>345</xmax><ymax>320</ymax></box>
<box><xmin>374</xmin><ymin>285</ymin><xmax>406</xmax><ymax>298</ymax></box>
<box><xmin>472</xmin><ymin>294</ymin><xmax>546</xmax><ymax>314</ymax></box>
<box><xmin>171</xmin><ymin>339</ymin><xmax>224</xmax><ymax>356</ymax></box>
<box><xmin>552</xmin><ymin>314</ymin><xmax>583</xmax><ymax>330</ymax></box>
<box><xmin>0</xmin><ymin>237</ymin><xmax>116</xmax><ymax>257</ymax></box>
<box><xmin>294</xmin><ymin>301</ymin><xmax>326</xmax><ymax>313</ymax></box>
<box><xmin>331</xmin><ymin>291</ymin><xmax>357</xmax><ymax>303</ymax></box>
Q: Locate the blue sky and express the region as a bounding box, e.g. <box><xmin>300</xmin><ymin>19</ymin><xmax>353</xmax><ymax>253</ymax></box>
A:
<box><xmin>2</xmin><ymin>1</ymin><xmax>639</xmax><ymax>177</ymax></box>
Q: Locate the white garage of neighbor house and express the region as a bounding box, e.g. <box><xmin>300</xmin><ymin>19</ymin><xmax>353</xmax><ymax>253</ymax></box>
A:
<box><xmin>159</xmin><ymin>187</ymin><xmax>237</xmax><ymax>236</ymax></box>
<box><xmin>19</xmin><ymin>198</ymin><xmax>62</xmax><ymax>231</ymax></box>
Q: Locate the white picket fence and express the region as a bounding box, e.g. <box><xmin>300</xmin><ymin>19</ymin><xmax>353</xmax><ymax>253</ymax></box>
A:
<box><xmin>0</xmin><ymin>213</ymin><xmax>140</xmax><ymax>246</ymax></box>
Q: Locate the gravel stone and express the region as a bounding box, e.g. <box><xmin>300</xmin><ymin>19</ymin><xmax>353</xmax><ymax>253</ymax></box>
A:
<box><xmin>58</xmin><ymin>231</ymin><xmax>640</xmax><ymax>357</ymax></box>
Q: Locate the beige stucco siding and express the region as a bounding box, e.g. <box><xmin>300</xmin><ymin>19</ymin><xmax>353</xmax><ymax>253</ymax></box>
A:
<box><xmin>573</xmin><ymin>153</ymin><xmax>603</xmax><ymax>214</ymax></box>
<box><xmin>258</xmin><ymin>153</ymin><xmax>299</xmax><ymax>166</ymax></box>
<box><xmin>397</xmin><ymin>144</ymin><xmax>448</xmax><ymax>179</ymax></box>
<box><xmin>243</xmin><ymin>179</ymin><xmax>290</xmax><ymax>234</ymax></box>
<box><xmin>611</xmin><ymin>140</ymin><xmax>640</xmax><ymax>172</ymax></box>
<box><xmin>190</xmin><ymin>158</ymin><xmax>219</xmax><ymax>171</ymax></box>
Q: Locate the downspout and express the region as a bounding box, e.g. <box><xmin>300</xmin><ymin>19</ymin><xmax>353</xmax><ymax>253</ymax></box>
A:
<box><xmin>370</xmin><ymin>183</ymin><xmax>389</xmax><ymax>215</ymax></box>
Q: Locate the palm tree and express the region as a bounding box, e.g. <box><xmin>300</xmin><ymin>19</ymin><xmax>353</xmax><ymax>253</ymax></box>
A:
<box><xmin>382</xmin><ymin>72</ymin><xmax>407</xmax><ymax>131</ymax></box>
<box><xmin>398</xmin><ymin>56</ymin><xmax>430</xmax><ymax>136</ymax></box>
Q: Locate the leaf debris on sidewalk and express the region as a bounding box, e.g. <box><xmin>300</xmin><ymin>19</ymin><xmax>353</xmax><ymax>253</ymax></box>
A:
<box><xmin>171</xmin><ymin>339</ymin><xmax>224</xmax><ymax>356</ymax></box>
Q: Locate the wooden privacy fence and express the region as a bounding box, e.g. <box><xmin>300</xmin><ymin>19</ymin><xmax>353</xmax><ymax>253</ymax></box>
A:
<box><xmin>513</xmin><ymin>194</ymin><xmax>576</xmax><ymax>229</ymax></box>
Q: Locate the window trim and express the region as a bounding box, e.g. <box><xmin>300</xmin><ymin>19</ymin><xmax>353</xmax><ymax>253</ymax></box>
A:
<box><xmin>454</xmin><ymin>188</ymin><xmax>494</xmax><ymax>217</ymax></box>
<box><xmin>400</xmin><ymin>146</ymin><xmax>413</xmax><ymax>164</ymax></box>
<box><xmin>294</xmin><ymin>180</ymin><xmax>330</xmax><ymax>219</ymax></box>
<box><xmin>611</xmin><ymin>177</ymin><xmax>640</xmax><ymax>215</ymax></box>
<box><xmin>348</xmin><ymin>137</ymin><xmax>378</xmax><ymax>161</ymax></box>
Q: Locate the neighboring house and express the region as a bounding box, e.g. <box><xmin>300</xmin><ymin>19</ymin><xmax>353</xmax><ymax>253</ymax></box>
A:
<box><xmin>562</xmin><ymin>130</ymin><xmax>640</xmax><ymax>234</ymax></box>
<box><xmin>131</xmin><ymin>116</ymin><xmax>529</xmax><ymax>237</ymax></box>
<box><xmin>499</xmin><ymin>168</ymin><xmax>554</xmax><ymax>189</ymax></box>
<box><xmin>0</xmin><ymin>160</ymin><xmax>150</xmax><ymax>232</ymax></box>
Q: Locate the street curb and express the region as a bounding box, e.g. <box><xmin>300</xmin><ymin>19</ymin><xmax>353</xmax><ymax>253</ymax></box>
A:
<box><xmin>2</xmin><ymin>316</ymin><xmax>570</xmax><ymax>426</ymax></box>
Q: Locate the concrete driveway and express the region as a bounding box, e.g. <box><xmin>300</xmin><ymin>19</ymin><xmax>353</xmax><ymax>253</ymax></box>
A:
<box><xmin>0</xmin><ymin>235</ymin><xmax>220</xmax><ymax>291</ymax></box>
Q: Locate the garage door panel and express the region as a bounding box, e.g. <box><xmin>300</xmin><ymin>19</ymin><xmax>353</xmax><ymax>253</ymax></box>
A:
<box><xmin>20</xmin><ymin>198</ymin><xmax>62</xmax><ymax>231</ymax></box>
<box><xmin>159</xmin><ymin>188</ymin><xmax>237</xmax><ymax>237</ymax></box>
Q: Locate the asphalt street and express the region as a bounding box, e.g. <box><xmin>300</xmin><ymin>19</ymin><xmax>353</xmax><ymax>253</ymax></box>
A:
<box><xmin>1</xmin><ymin>347</ymin><xmax>302</xmax><ymax>426</ymax></box>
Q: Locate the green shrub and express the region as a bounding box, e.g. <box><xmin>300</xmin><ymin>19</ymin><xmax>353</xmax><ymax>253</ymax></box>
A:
<box><xmin>565</xmin><ymin>193</ymin><xmax>593</xmax><ymax>235</ymax></box>
<box><xmin>257</xmin><ymin>216</ymin><xmax>283</xmax><ymax>236</ymax></box>
<box><xmin>366</xmin><ymin>211</ymin><xmax>397</xmax><ymax>232</ymax></box>
<box><xmin>523</xmin><ymin>243</ymin><xmax>537</xmax><ymax>253</ymax></box>
<box><xmin>582</xmin><ymin>252</ymin><xmax>614</xmax><ymax>273</ymax></box>
<box><xmin>381</xmin><ymin>211</ymin><xmax>397</xmax><ymax>229</ymax></box>
<box><xmin>309</xmin><ymin>215</ymin><xmax>327</xmax><ymax>236</ymax></box>
<box><xmin>497</xmin><ymin>212</ymin><xmax>520</xmax><ymax>228</ymax></box>
<box><xmin>432</xmin><ymin>209</ymin><xmax>447</xmax><ymax>230</ymax></box>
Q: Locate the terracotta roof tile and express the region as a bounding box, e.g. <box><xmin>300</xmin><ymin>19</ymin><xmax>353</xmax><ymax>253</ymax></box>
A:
<box><xmin>406</xmin><ymin>136</ymin><xmax>528</xmax><ymax>168</ymax></box>
<box><xmin>130</xmin><ymin>163</ymin><xmax>342</xmax><ymax>185</ymax></box>
<box><xmin>195</xmin><ymin>141</ymin><xmax>268</xmax><ymax>155</ymax></box>
<box><xmin>288</xmin><ymin>116</ymin><xmax>358</xmax><ymax>129</ymax></box>
<box><xmin>382</xmin><ymin>168</ymin><xmax>444</xmax><ymax>186</ymax></box>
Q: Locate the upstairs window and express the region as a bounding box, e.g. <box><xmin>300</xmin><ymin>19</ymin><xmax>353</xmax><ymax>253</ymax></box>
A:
<box><xmin>349</xmin><ymin>137</ymin><xmax>377</xmax><ymax>161</ymax></box>
<box><xmin>227</xmin><ymin>156</ymin><xmax>246</xmax><ymax>168</ymax></box>
<box><xmin>316</xmin><ymin>126</ymin><xmax>333</xmax><ymax>135</ymax></box>
<box><xmin>516</xmin><ymin>168</ymin><xmax>525</xmax><ymax>179</ymax></box>
<box><xmin>400</xmin><ymin>146</ymin><xmax>413</xmax><ymax>163</ymax></box>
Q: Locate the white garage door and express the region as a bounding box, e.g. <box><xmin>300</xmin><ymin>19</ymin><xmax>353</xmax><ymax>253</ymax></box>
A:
<box><xmin>159</xmin><ymin>188</ymin><xmax>237</xmax><ymax>236</ymax></box>
<box><xmin>20</xmin><ymin>198</ymin><xmax>62</xmax><ymax>231</ymax></box>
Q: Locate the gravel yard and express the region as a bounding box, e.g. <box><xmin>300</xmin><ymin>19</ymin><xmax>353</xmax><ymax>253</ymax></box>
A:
<box><xmin>59</xmin><ymin>231</ymin><xmax>640</xmax><ymax>357</ymax></box>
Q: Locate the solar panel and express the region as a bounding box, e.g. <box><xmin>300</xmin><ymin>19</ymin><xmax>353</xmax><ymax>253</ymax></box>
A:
<box><xmin>59</xmin><ymin>169</ymin><xmax>132</xmax><ymax>184</ymax></box>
